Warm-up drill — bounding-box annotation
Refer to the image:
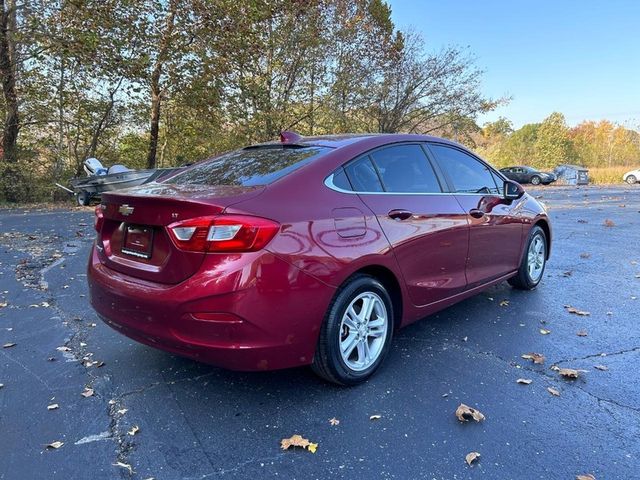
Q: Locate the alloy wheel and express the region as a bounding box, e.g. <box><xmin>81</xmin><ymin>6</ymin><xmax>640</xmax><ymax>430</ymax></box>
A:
<box><xmin>339</xmin><ymin>292</ymin><xmax>388</xmax><ymax>372</ymax></box>
<box><xmin>527</xmin><ymin>234</ymin><xmax>546</xmax><ymax>282</ymax></box>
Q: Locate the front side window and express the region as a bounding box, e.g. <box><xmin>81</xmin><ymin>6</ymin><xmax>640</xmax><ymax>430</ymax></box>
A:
<box><xmin>369</xmin><ymin>144</ymin><xmax>442</xmax><ymax>193</ymax></box>
<box><xmin>429</xmin><ymin>144</ymin><xmax>500</xmax><ymax>195</ymax></box>
<box><xmin>168</xmin><ymin>145</ymin><xmax>329</xmax><ymax>187</ymax></box>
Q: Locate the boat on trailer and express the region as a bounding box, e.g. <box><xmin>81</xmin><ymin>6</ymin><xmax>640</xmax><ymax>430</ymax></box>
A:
<box><xmin>61</xmin><ymin>158</ymin><xmax>183</xmax><ymax>205</ymax></box>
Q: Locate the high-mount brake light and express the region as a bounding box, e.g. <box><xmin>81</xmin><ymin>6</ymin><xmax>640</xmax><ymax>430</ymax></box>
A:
<box><xmin>168</xmin><ymin>215</ymin><xmax>279</xmax><ymax>253</ymax></box>
<box><xmin>279</xmin><ymin>130</ymin><xmax>303</xmax><ymax>143</ymax></box>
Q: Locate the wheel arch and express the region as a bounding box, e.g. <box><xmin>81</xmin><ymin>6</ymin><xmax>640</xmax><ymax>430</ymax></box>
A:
<box><xmin>533</xmin><ymin>218</ymin><xmax>551</xmax><ymax>259</ymax></box>
<box><xmin>343</xmin><ymin>265</ymin><xmax>403</xmax><ymax>330</ymax></box>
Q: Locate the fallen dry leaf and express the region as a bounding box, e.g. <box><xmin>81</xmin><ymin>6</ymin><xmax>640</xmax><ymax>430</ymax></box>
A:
<box><xmin>56</xmin><ymin>346</ymin><xmax>71</xmax><ymax>352</ymax></box>
<box><xmin>113</xmin><ymin>462</ymin><xmax>134</xmax><ymax>474</ymax></box>
<box><xmin>128</xmin><ymin>425</ymin><xmax>140</xmax><ymax>436</ymax></box>
<box><xmin>579</xmin><ymin>252</ymin><xmax>591</xmax><ymax>259</ymax></box>
<box><xmin>329</xmin><ymin>417</ymin><xmax>340</xmax><ymax>426</ymax></box>
<box><xmin>499</xmin><ymin>299</ymin><xmax>509</xmax><ymax>307</ymax></box>
<box><xmin>576</xmin><ymin>330</ymin><xmax>588</xmax><ymax>337</ymax></box>
<box><xmin>81</xmin><ymin>387</ymin><xmax>94</xmax><ymax>398</ymax></box>
<box><xmin>516</xmin><ymin>378</ymin><xmax>533</xmax><ymax>385</ymax></box>
<box><xmin>369</xmin><ymin>414</ymin><xmax>382</xmax><ymax>421</ymax></box>
<box><xmin>594</xmin><ymin>365</ymin><xmax>609</xmax><ymax>371</ymax></box>
<box><xmin>117</xmin><ymin>408</ymin><xmax>128</xmax><ymax>415</ymax></box>
<box><xmin>576</xmin><ymin>474</ymin><xmax>596</xmax><ymax>480</ymax></box>
<box><xmin>465</xmin><ymin>451</ymin><xmax>481</xmax><ymax>466</ymax></box>
<box><xmin>553</xmin><ymin>367</ymin><xmax>586</xmax><ymax>379</ymax></box>
<box><xmin>564</xmin><ymin>305</ymin><xmax>590</xmax><ymax>316</ymax></box>
<box><xmin>521</xmin><ymin>353</ymin><xmax>546</xmax><ymax>364</ymax></box>
<box><xmin>0</xmin><ymin>383</ymin><xmax>4</xmax><ymax>389</ymax></box>
<box><xmin>455</xmin><ymin>404</ymin><xmax>485</xmax><ymax>422</ymax></box>
<box><xmin>0</xmin><ymin>301</ymin><xmax>7</xmax><ymax>308</ymax></box>
<box><xmin>47</xmin><ymin>404</ymin><xmax>59</xmax><ymax>410</ymax></box>
<box><xmin>547</xmin><ymin>387</ymin><xmax>561</xmax><ymax>397</ymax></box>
<box><xmin>2</xmin><ymin>342</ymin><xmax>16</xmax><ymax>348</ymax></box>
<box><xmin>46</xmin><ymin>441</ymin><xmax>64</xmax><ymax>449</ymax></box>
<box><xmin>539</xmin><ymin>329</ymin><xmax>551</xmax><ymax>335</ymax></box>
<box><xmin>603</xmin><ymin>219</ymin><xmax>615</xmax><ymax>227</ymax></box>
<box><xmin>280</xmin><ymin>434</ymin><xmax>317</xmax><ymax>453</ymax></box>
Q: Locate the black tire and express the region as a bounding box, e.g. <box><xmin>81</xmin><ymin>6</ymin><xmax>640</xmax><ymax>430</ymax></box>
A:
<box><xmin>530</xmin><ymin>175</ymin><xmax>541</xmax><ymax>185</ymax></box>
<box><xmin>626</xmin><ymin>175</ymin><xmax>637</xmax><ymax>185</ymax></box>
<box><xmin>508</xmin><ymin>226</ymin><xmax>547</xmax><ymax>290</ymax></box>
<box><xmin>312</xmin><ymin>274</ymin><xmax>394</xmax><ymax>386</ymax></box>
<box><xmin>76</xmin><ymin>191</ymin><xmax>91</xmax><ymax>206</ymax></box>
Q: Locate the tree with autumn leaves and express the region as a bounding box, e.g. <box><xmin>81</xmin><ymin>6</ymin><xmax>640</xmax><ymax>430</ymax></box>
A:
<box><xmin>0</xmin><ymin>0</ymin><xmax>503</xmax><ymax>202</ymax></box>
<box><xmin>477</xmin><ymin>113</ymin><xmax>640</xmax><ymax>170</ymax></box>
<box><xmin>1</xmin><ymin>1</ymin><xmax>638</xmax><ymax>202</ymax></box>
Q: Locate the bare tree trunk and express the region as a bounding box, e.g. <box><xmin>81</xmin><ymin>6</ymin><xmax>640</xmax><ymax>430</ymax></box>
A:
<box><xmin>309</xmin><ymin>67</ymin><xmax>315</xmax><ymax>135</ymax></box>
<box><xmin>0</xmin><ymin>0</ymin><xmax>21</xmax><ymax>201</ymax></box>
<box><xmin>86</xmin><ymin>78</ymin><xmax>122</xmax><ymax>160</ymax></box>
<box><xmin>147</xmin><ymin>83</ymin><xmax>161</xmax><ymax>168</ymax></box>
<box><xmin>146</xmin><ymin>0</ymin><xmax>177</xmax><ymax>169</ymax></box>
<box><xmin>55</xmin><ymin>55</ymin><xmax>65</xmax><ymax>178</ymax></box>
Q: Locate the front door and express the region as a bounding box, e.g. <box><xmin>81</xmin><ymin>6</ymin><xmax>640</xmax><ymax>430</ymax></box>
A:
<box><xmin>427</xmin><ymin>143</ymin><xmax>524</xmax><ymax>287</ymax></box>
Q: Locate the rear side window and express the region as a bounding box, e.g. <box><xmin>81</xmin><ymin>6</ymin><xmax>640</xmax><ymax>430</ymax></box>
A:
<box><xmin>344</xmin><ymin>156</ymin><xmax>384</xmax><ymax>192</ymax></box>
<box><xmin>430</xmin><ymin>144</ymin><xmax>500</xmax><ymax>194</ymax></box>
<box><xmin>370</xmin><ymin>144</ymin><xmax>441</xmax><ymax>193</ymax></box>
<box><xmin>168</xmin><ymin>145</ymin><xmax>329</xmax><ymax>186</ymax></box>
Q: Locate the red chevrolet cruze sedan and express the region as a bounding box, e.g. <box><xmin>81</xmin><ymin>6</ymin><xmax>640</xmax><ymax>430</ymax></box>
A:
<box><xmin>88</xmin><ymin>132</ymin><xmax>551</xmax><ymax>385</ymax></box>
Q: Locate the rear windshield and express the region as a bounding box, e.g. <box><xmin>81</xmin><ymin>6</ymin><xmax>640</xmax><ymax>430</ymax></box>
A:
<box><xmin>167</xmin><ymin>145</ymin><xmax>330</xmax><ymax>187</ymax></box>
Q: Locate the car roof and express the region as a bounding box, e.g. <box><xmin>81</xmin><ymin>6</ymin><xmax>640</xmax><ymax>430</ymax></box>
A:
<box><xmin>247</xmin><ymin>133</ymin><xmax>462</xmax><ymax>149</ymax></box>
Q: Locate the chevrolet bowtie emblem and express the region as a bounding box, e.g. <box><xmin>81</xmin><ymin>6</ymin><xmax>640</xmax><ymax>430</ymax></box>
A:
<box><xmin>118</xmin><ymin>204</ymin><xmax>134</xmax><ymax>216</ymax></box>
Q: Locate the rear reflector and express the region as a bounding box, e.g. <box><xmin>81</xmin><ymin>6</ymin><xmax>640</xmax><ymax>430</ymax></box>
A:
<box><xmin>94</xmin><ymin>205</ymin><xmax>105</xmax><ymax>233</ymax></box>
<box><xmin>167</xmin><ymin>215</ymin><xmax>279</xmax><ymax>253</ymax></box>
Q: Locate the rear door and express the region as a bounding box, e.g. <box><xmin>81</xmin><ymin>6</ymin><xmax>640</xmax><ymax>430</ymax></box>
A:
<box><xmin>427</xmin><ymin>143</ymin><xmax>523</xmax><ymax>287</ymax></box>
<box><xmin>343</xmin><ymin>144</ymin><xmax>469</xmax><ymax>307</ymax></box>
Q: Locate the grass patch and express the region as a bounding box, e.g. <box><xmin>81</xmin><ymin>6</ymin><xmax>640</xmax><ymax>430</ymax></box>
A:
<box><xmin>588</xmin><ymin>166</ymin><xmax>635</xmax><ymax>184</ymax></box>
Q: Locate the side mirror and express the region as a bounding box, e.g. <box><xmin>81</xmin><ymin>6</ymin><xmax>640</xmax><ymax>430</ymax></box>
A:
<box><xmin>504</xmin><ymin>180</ymin><xmax>525</xmax><ymax>200</ymax></box>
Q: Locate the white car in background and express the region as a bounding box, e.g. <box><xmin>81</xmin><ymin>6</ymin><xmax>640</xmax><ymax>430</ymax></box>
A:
<box><xmin>623</xmin><ymin>168</ymin><xmax>640</xmax><ymax>184</ymax></box>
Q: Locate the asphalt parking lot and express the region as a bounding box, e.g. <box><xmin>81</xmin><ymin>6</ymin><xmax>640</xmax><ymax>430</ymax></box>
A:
<box><xmin>1</xmin><ymin>185</ymin><xmax>639</xmax><ymax>480</ymax></box>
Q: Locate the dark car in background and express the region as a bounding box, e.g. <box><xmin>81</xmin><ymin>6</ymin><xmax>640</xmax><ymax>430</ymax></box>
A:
<box><xmin>500</xmin><ymin>166</ymin><xmax>556</xmax><ymax>185</ymax></box>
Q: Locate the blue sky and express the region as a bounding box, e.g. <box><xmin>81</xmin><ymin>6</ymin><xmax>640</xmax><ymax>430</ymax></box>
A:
<box><xmin>389</xmin><ymin>0</ymin><xmax>640</xmax><ymax>129</ymax></box>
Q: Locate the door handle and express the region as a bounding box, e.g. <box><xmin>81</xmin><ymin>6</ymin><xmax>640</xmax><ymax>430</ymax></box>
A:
<box><xmin>388</xmin><ymin>209</ymin><xmax>413</xmax><ymax>221</ymax></box>
<box><xmin>469</xmin><ymin>208</ymin><xmax>485</xmax><ymax>219</ymax></box>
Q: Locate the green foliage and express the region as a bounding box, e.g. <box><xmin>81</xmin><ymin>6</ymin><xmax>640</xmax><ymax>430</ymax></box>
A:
<box><xmin>533</xmin><ymin>112</ymin><xmax>574</xmax><ymax>169</ymax></box>
<box><xmin>478</xmin><ymin>112</ymin><xmax>640</xmax><ymax>170</ymax></box>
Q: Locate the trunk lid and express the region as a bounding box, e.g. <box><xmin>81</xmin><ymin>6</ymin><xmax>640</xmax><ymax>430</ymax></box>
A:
<box><xmin>96</xmin><ymin>183</ymin><xmax>264</xmax><ymax>284</ymax></box>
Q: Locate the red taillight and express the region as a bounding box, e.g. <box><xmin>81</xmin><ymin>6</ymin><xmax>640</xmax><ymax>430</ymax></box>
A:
<box><xmin>94</xmin><ymin>205</ymin><xmax>105</xmax><ymax>233</ymax></box>
<box><xmin>167</xmin><ymin>215</ymin><xmax>279</xmax><ymax>253</ymax></box>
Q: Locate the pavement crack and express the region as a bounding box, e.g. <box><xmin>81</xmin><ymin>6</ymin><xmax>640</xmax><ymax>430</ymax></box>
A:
<box><xmin>554</xmin><ymin>346</ymin><xmax>640</xmax><ymax>366</ymax></box>
<box><xmin>107</xmin><ymin>398</ymin><xmax>136</xmax><ymax>479</ymax></box>
<box><xmin>198</xmin><ymin>453</ymin><xmax>286</xmax><ymax>478</ymax></box>
<box><xmin>164</xmin><ymin>374</ymin><xmax>219</xmax><ymax>476</ymax></box>
<box><xmin>0</xmin><ymin>349</ymin><xmax>54</xmax><ymax>391</ymax></box>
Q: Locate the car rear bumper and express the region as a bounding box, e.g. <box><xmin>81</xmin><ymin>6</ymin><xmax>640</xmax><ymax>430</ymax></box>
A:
<box><xmin>88</xmin><ymin>244</ymin><xmax>336</xmax><ymax>371</ymax></box>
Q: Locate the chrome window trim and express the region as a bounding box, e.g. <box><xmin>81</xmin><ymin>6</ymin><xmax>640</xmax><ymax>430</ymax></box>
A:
<box><xmin>324</xmin><ymin>174</ymin><xmax>503</xmax><ymax>197</ymax></box>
